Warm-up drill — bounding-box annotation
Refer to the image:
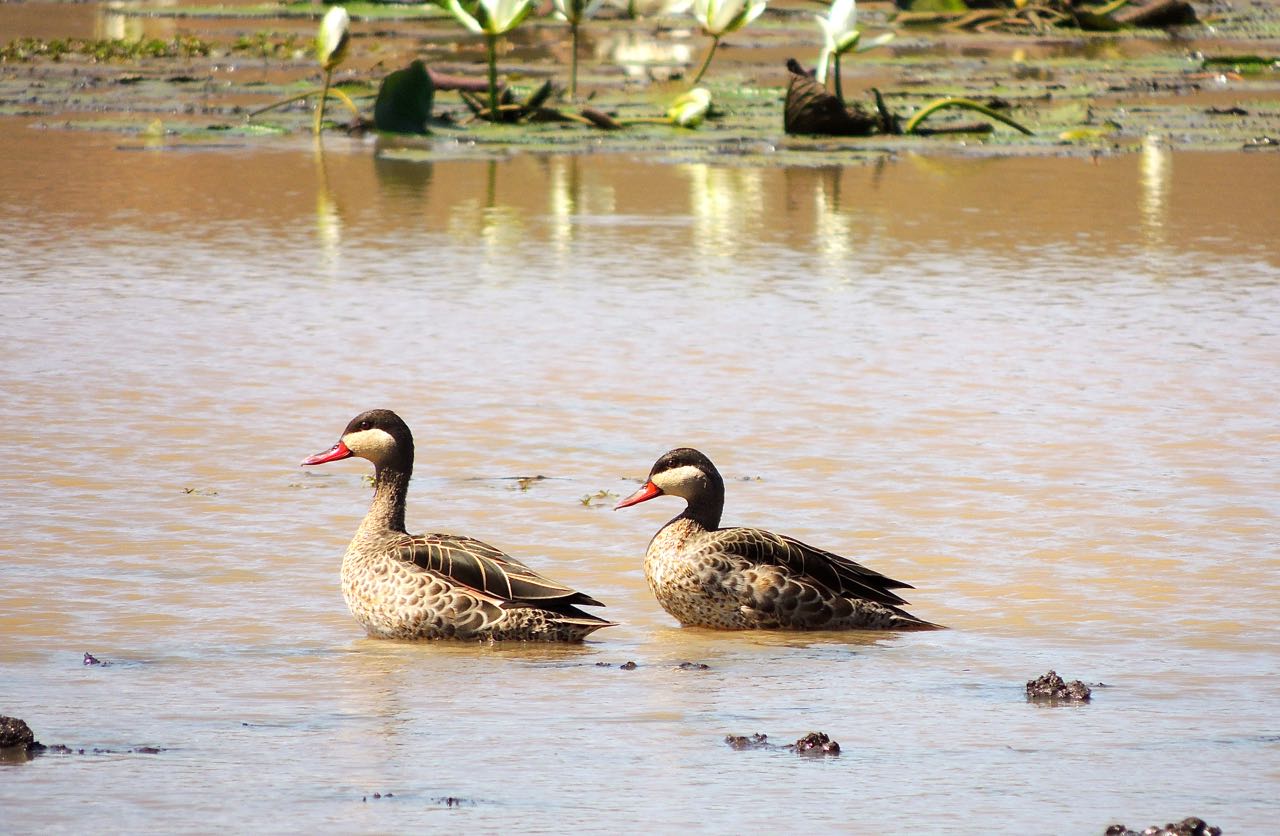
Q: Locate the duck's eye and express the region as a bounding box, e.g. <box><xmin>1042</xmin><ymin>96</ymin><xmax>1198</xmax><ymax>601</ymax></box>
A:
<box><xmin>359</xmin><ymin>420</ymin><xmax>371</xmax><ymax>430</ymax></box>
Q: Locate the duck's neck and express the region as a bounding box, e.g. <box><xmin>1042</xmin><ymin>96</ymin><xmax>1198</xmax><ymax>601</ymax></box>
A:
<box><xmin>357</xmin><ymin>464</ymin><xmax>411</xmax><ymax>536</ymax></box>
<box><xmin>680</xmin><ymin>486</ymin><xmax>723</xmax><ymax>531</ymax></box>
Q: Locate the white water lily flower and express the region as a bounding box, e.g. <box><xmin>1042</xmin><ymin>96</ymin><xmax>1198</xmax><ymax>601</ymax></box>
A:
<box><xmin>692</xmin><ymin>0</ymin><xmax>767</xmax><ymax>37</ymax></box>
<box><xmin>608</xmin><ymin>0</ymin><xmax>694</xmax><ymax>16</ymax></box>
<box><xmin>553</xmin><ymin>0</ymin><xmax>606</xmax><ymax>24</ymax></box>
<box><xmin>668</xmin><ymin>87</ymin><xmax>711</xmax><ymax>127</ymax></box>
<box><xmin>316</xmin><ymin>6</ymin><xmax>350</xmax><ymax>71</ymax></box>
<box><xmin>817</xmin><ymin>0</ymin><xmax>859</xmax><ymax>56</ymax></box>
<box><xmin>447</xmin><ymin>0</ymin><xmax>535</xmax><ymax>36</ymax></box>
<box><xmin>814</xmin><ymin>0</ymin><xmax>893</xmax><ymax>84</ymax></box>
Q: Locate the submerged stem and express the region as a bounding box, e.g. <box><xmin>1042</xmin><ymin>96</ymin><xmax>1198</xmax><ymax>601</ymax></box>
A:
<box><xmin>691</xmin><ymin>36</ymin><xmax>719</xmax><ymax>86</ymax></box>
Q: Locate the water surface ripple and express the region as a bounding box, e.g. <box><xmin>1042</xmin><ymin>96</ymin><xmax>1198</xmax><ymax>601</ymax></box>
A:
<box><xmin>2</xmin><ymin>130</ymin><xmax>1277</xmax><ymax>832</ymax></box>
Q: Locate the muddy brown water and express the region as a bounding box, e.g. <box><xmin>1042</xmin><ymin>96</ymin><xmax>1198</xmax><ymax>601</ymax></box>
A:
<box><xmin>1</xmin><ymin>120</ymin><xmax>1278</xmax><ymax>831</ymax></box>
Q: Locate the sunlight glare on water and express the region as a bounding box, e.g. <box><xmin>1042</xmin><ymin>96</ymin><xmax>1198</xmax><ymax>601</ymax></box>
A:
<box><xmin>1</xmin><ymin>127</ymin><xmax>1278</xmax><ymax>832</ymax></box>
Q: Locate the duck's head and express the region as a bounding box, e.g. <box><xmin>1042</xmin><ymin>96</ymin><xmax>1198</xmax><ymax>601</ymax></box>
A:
<box><xmin>301</xmin><ymin>409</ymin><xmax>414</xmax><ymax>474</ymax></box>
<box><xmin>615</xmin><ymin>447</ymin><xmax>723</xmax><ymax>510</ymax></box>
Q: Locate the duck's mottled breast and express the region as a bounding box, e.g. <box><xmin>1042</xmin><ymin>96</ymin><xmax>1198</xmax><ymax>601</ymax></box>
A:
<box><xmin>643</xmin><ymin>518</ymin><xmax>744</xmax><ymax>629</ymax></box>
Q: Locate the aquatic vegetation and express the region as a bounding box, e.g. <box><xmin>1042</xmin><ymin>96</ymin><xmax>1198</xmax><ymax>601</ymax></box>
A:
<box><xmin>315</xmin><ymin>7</ymin><xmax>351</xmax><ymax>134</ymax></box>
<box><xmin>230</xmin><ymin>31</ymin><xmax>305</xmax><ymax>60</ymax></box>
<box><xmin>552</xmin><ymin>0</ymin><xmax>606</xmax><ymax>99</ymax></box>
<box><xmin>667</xmin><ymin>87</ymin><xmax>712</xmax><ymax>127</ymax></box>
<box><xmin>609</xmin><ymin>0</ymin><xmax>694</xmax><ymax>20</ymax></box>
<box><xmin>813</xmin><ymin>0</ymin><xmax>894</xmax><ymax>103</ymax></box>
<box><xmin>446</xmin><ymin>0</ymin><xmax>536</xmax><ymax>121</ymax></box>
<box><xmin>0</xmin><ymin>35</ymin><xmax>211</xmax><ymax>63</ymax></box>
<box><xmin>689</xmin><ymin>0</ymin><xmax>768</xmax><ymax>85</ymax></box>
<box><xmin>248</xmin><ymin>7</ymin><xmax>362</xmax><ymax>134</ymax></box>
<box><xmin>894</xmin><ymin>0</ymin><xmax>1197</xmax><ymax>32</ymax></box>
<box><xmin>903</xmin><ymin>96</ymin><xmax>1033</xmax><ymax>135</ymax></box>
<box><xmin>580</xmin><ymin>489</ymin><xmax>618</xmax><ymax>506</ymax></box>
<box><xmin>784</xmin><ymin>60</ymin><xmax>1032</xmax><ymax>137</ymax></box>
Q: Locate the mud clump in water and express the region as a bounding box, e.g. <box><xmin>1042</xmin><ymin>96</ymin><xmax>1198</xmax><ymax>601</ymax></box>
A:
<box><xmin>1026</xmin><ymin>670</ymin><xmax>1092</xmax><ymax>702</ymax></box>
<box><xmin>1105</xmin><ymin>817</ymin><xmax>1222</xmax><ymax>836</ymax></box>
<box><xmin>725</xmin><ymin>733</ymin><xmax>771</xmax><ymax>750</ymax></box>
<box><xmin>791</xmin><ymin>732</ymin><xmax>841</xmax><ymax>755</ymax></box>
<box><xmin>0</xmin><ymin>716</ymin><xmax>36</xmax><ymax>750</ymax></box>
<box><xmin>725</xmin><ymin>731</ymin><xmax>841</xmax><ymax>755</ymax></box>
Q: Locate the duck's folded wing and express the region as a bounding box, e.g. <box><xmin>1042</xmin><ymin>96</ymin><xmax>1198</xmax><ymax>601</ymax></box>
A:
<box><xmin>715</xmin><ymin>527</ymin><xmax>914</xmax><ymax>608</ymax></box>
<box><xmin>395</xmin><ymin>534</ymin><xmax>605</xmax><ymax>608</ymax></box>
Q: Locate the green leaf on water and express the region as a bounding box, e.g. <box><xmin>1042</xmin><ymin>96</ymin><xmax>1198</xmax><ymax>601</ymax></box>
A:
<box><xmin>903</xmin><ymin>0</ymin><xmax>969</xmax><ymax>11</ymax></box>
<box><xmin>374</xmin><ymin>60</ymin><xmax>435</xmax><ymax>135</ymax></box>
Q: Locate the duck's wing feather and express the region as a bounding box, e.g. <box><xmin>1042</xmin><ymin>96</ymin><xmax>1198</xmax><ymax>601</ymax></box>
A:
<box><xmin>711</xmin><ymin>527</ymin><xmax>914</xmax><ymax>608</ymax></box>
<box><xmin>394</xmin><ymin>533</ymin><xmax>606</xmax><ymax>609</ymax></box>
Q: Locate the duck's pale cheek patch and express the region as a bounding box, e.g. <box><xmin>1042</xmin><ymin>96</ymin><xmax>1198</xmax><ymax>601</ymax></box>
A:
<box><xmin>343</xmin><ymin>428</ymin><xmax>398</xmax><ymax>462</ymax></box>
<box><xmin>652</xmin><ymin>465</ymin><xmax>706</xmax><ymax>498</ymax></box>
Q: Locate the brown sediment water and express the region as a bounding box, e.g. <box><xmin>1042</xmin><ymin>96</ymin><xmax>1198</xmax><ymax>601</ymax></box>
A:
<box><xmin>0</xmin><ymin>119</ymin><xmax>1277</xmax><ymax>830</ymax></box>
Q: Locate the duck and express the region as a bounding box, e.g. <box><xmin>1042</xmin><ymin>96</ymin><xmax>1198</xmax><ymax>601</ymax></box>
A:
<box><xmin>302</xmin><ymin>409</ymin><xmax>614</xmax><ymax>641</ymax></box>
<box><xmin>615</xmin><ymin>448</ymin><xmax>939</xmax><ymax>631</ymax></box>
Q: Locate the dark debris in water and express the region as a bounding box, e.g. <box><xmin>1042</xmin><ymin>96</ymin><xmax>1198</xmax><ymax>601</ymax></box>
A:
<box><xmin>1105</xmin><ymin>817</ymin><xmax>1222</xmax><ymax>836</ymax></box>
<box><xmin>362</xmin><ymin>792</ymin><xmax>396</xmax><ymax>802</ymax></box>
<box><xmin>28</xmin><ymin>743</ymin><xmax>164</xmax><ymax>756</ymax></box>
<box><xmin>678</xmin><ymin>662</ymin><xmax>710</xmax><ymax>670</ymax></box>
<box><xmin>725</xmin><ymin>732</ymin><xmax>771</xmax><ymax>750</ymax></box>
<box><xmin>792</xmin><ymin>732</ymin><xmax>841</xmax><ymax>755</ymax></box>
<box><xmin>725</xmin><ymin>731</ymin><xmax>841</xmax><ymax>755</ymax></box>
<box><xmin>4</xmin><ymin>715</ymin><xmax>164</xmax><ymax>759</ymax></box>
<box><xmin>1026</xmin><ymin>670</ymin><xmax>1092</xmax><ymax>702</ymax></box>
<box><xmin>0</xmin><ymin>716</ymin><xmax>36</xmax><ymax>749</ymax></box>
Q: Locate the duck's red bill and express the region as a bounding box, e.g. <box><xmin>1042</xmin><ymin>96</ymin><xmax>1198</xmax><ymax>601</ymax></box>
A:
<box><xmin>615</xmin><ymin>480</ymin><xmax>662</xmax><ymax>509</ymax></box>
<box><xmin>301</xmin><ymin>440</ymin><xmax>352</xmax><ymax>466</ymax></box>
